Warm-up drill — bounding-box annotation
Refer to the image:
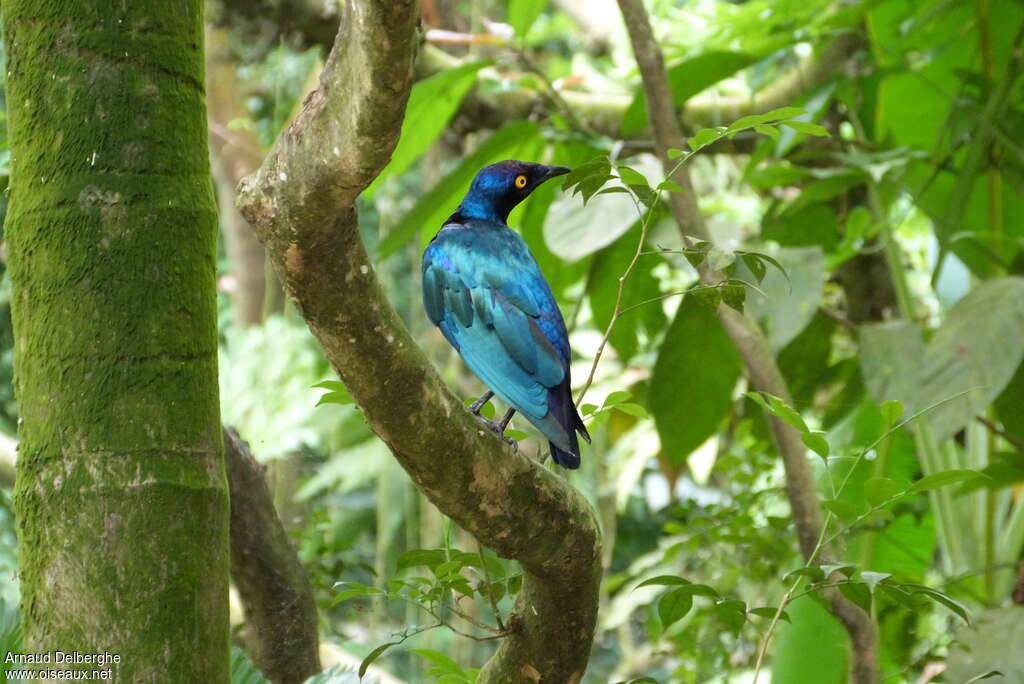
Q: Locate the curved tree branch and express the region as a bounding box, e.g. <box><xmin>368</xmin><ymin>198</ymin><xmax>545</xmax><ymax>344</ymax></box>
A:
<box><xmin>225</xmin><ymin>427</ymin><xmax>320</xmax><ymax>684</ymax></box>
<box><xmin>613</xmin><ymin>1</ymin><xmax>879</xmax><ymax>682</ymax></box>
<box><xmin>417</xmin><ymin>33</ymin><xmax>863</xmax><ymax>139</ymax></box>
<box><xmin>236</xmin><ymin>2</ymin><xmax>601</xmax><ymax>682</ymax></box>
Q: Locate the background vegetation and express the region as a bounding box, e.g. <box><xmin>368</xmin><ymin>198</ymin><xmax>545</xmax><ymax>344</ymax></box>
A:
<box><xmin>2</xmin><ymin>0</ymin><xmax>1024</xmax><ymax>682</ymax></box>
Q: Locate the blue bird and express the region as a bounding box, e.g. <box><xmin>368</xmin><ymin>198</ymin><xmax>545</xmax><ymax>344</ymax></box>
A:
<box><xmin>422</xmin><ymin>160</ymin><xmax>590</xmax><ymax>469</ymax></box>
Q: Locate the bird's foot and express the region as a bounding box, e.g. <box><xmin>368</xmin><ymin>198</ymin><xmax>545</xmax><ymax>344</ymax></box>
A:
<box><xmin>476</xmin><ymin>415</ymin><xmax>519</xmax><ymax>451</ymax></box>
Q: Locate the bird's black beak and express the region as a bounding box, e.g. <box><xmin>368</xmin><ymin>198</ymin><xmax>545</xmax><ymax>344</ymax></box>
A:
<box><xmin>542</xmin><ymin>165</ymin><xmax>571</xmax><ymax>181</ymax></box>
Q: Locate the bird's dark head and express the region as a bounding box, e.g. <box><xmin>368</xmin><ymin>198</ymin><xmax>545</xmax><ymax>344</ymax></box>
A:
<box><xmin>457</xmin><ymin>160</ymin><xmax>570</xmax><ymax>223</ymax></box>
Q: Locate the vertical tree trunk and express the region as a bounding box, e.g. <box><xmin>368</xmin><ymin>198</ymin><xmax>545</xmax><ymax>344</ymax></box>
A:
<box><xmin>3</xmin><ymin>1</ymin><xmax>229</xmax><ymax>680</ymax></box>
<box><xmin>206</xmin><ymin>27</ymin><xmax>268</xmax><ymax>327</ymax></box>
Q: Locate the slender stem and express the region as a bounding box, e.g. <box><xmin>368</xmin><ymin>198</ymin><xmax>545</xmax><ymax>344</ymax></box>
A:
<box><xmin>476</xmin><ymin>542</ymin><xmax>505</xmax><ymax>632</ymax></box>
<box><xmin>575</xmin><ymin>194</ymin><xmax>652</xmax><ymax>407</ymax></box>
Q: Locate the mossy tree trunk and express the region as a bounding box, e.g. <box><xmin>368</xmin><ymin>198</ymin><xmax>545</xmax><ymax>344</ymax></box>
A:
<box><xmin>2</xmin><ymin>1</ymin><xmax>229</xmax><ymax>680</ymax></box>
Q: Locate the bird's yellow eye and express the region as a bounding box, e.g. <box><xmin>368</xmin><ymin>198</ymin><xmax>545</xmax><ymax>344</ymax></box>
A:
<box><xmin>515</xmin><ymin>174</ymin><xmax>528</xmax><ymax>189</ymax></box>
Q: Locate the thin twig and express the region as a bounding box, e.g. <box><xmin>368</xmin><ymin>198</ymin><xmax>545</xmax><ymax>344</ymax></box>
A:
<box><xmin>976</xmin><ymin>415</ymin><xmax>1024</xmax><ymax>452</ymax></box>
<box><xmin>476</xmin><ymin>541</ymin><xmax>506</xmax><ymax>632</ymax></box>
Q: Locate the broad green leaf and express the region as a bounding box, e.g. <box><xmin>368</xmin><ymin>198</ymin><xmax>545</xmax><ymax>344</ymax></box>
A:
<box><xmin>860</xmin><ymin>320</ymin><xmax>925</xmax><ymax>414</ymax></box>
<box><xmin>946</xmin><ymin>606</ymin><xmax>1024</xmax><ymax>680</ymax></box>
<box><xmin>366</xmin><ymin>61</ymin><xmax>491</xmax><ymax>198</ymax></box>
<box><xmin>588</xmin><ymin>228</ymin><xmax>667</xmax><ymax>361</ymax></box>
<box><xmin>650</xmin><ymin>297</ymin><xmax>742</xmax><ymax>465</ymax></box>
<box><xmin>908</xmin><ymin>469</ymin><xmax>987</xmax><ymax>493</ymax></box>
<box><xmin>920</xmin><ymin>277</ymin><xmax>1024</xmax><ymax>442</ymax></box>
<box><xmin>994</xmin><ymin>361</ymin><xmax>1024</xmax><ymax>446</ymax></box>
<box><xmin>740</xmin><ymin>246</ymin><xmax>827</xmax><ymax>351</ymax></box>
<box><xmin>802</xmin><ymin>431</ymin><xmax>830</xmax><ymax>460</ymax></box>
<box><xmin>658</xmin><ymin>587</ymin><xmax>694</xmax><ymax>628</ymax></box>
<box><xmin>377</xmin><ymin>121</ymin><xmax>541</xmax><ymax>258</ymax></box>
<box><xmin>771</xmin><ymin>596</ymin><xmax>848</xmax><ymax>684</ymax></box>
<box><xmin>762</xmin><ymin>203</ymin><xmax>838</xmax><ymax>251</ymax></box>
<box><xmin>622</xmin><ymin>51</ymin><xmax>757</xmax><ymax>135</ymax></box>
<box><xmin>821</xmin><ymin>498</ymin><xmax>859</xmax><ymax>522</ymax></box>
<box><xmin>863</xmin><ymin>477</ymin><xmax>904</xmax><ymax>506</ymax></box>
<box><xmin>507</xmin><ymin>0</ymin><xmax>546</xmax><ymax>38</ymax></box>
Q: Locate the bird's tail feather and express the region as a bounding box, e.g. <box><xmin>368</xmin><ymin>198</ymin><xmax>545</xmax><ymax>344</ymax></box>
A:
<box><xmin>550</xmin><ymin>441</ymin><xmax>581</xmax><ymax>469</ymax></box>
<box><xmin>544</xmin><ymin>377</ymin><xmax>589</xmax><ymax>469</ymax></box>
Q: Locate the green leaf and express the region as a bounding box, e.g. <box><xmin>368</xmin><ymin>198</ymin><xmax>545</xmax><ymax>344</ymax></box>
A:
<box><xmin>908</xmin><ymin>469</ymin><xmax>988</xmax><ymax>493</ymax></box>
<box><xmin>754</xmin><ymin>124</ymin><xmax>780</xmax><ymax>141</ymax></box>
<box><xmin>880</xmin><ymin>399</ymin><xmax>904</xmax><ymax>427</ymax></box>
<box><xmin>748</xmin><ymin>606</ymin><xmax>790</xmax><ymax>623</ymax></box>
<box><xmin>614</xmin><ymin>403</ymin><xmax>650</xmax><ymax>419</ymax></box>
<box><xmin>821</xmin><ymin>498</ymin><xmax>860</xmax><ymax>522</ymax></box>
<box><xmin>377</xmin><ymin>121</ymin><xmax>541</xmax><ymax>258</ymax></box>
<box><xmin>650</xmin><ymin>297</ymin><xmax>742</xmax><ymax>465</ymax></box>
<box><xmin>772</xmin><ymin>596</ymin><xmax>848</xmax><ymax>684</ymax></box>
<box><xmin>561</xmin><ymin>156</ymin><xmax>613</xmax><ymax>204</ymax></box>
<box><xmin>506</xmin><ymin>0</ymin><xmax>546</xmax><ymax>38</ymax></box>
<box><xmin>820</xmin><ymin>564</ymin><xmax>856</xmax><ymax>578</ymax></box>
<box><xmin>635</xmin><ymin>575</ymin><xmax>690</xmax><ymax>589</ymax></box>
<box><xmin>588</xmin><ymin>228</ymin><xmax>667</xmax><ymax>361</ymax></box>
<box><xmin>783</xmin><ymin>567</ymin><xmax>825</xmax><ymax>583</ymax></box>
<box><xmin>740</xmin><ymin>246</ymin><xmax>826</xmax><ymax>351</ymax></box>
<box><xmin>741</xmin><ymin>253</ymin><xmax>767</xmax><ymax>282</ymax></box>
<box><xmin>397</xmin><ymin>549</ymin><xmax>448</xmax><ymax>572</ymax></box>
<box><xmin>863</xmin><ymin>477</ymin><xmax>904</xmax><ymax>506</ymax></box>
<box><xmin>667</xmin><ymin>148</ymin><xmax>684</xmax><ymax>160</ymax></box>
<box><xmin>360</xmin><ymin>641</ymin><xmax>400</xmax><ymax>678</ymax></box>
<box><xmin>802</xmin><ymin>431</ymin><xmax>830</xmax><ymax>460</ymax></box>
<box><xmin>366</xmin><ymin>61</ymin><xmax>491</xmax><ymax>198</ymax></box>
<box><xmin>747</xmin><ymin>391</ymin><xmax>809</xmax><ymax>433</ymax></box>
<box><xmin>616</xmin><ymin>165</ymin><xmax>649</xmax><ymax>187</ymax></box>
<box><xmin>859</xmin><ymin>571</ymin><xmax>891</xmax><ymax>593</ymax></box>
<box><xmin>313</xmin><ymin>379</ymin><xmax>354</xmax><ymax>406</ymax></box>
<box><xmin>658</xmin><ymin>587</ymin><xmax>694</xmax><ymax>628</ymax></box>
<box><xmin>919</xmin><ymin>277</ymin><xmax>1024</xmax><ymax>442</ymax></box>
<box><xmin>720</xmin><ymin>281</ymin><xmax>746</xmax><ymax>312</ymax></box>
<box><xmin>410</xmin><ymin>649</ymin><xmax>467</xmax><ymax>679</ymax></box>
<box><xmin>781</xmin><ymin>120</ymin><xmax>831</xmax><ymax>136</ymax></box>
<box><xmin>688</xmin><ymin>127</ymin><xmax>726</xmax><ymax>152</ymax></box>
<box><xmin>691</xmin><ymin>286</ymin><xmax>721</xmax><ymax>311</ymax></box>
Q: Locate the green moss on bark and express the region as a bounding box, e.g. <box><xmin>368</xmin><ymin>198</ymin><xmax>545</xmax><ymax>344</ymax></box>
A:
<box><xmin>2</xmin><ymin>0</ymin><xmax>229</xmax><ymax>680</ymax></box>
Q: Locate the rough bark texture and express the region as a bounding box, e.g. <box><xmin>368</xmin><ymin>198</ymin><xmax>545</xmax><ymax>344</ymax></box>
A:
<box><xmin>2</xmin><ymin>1</ymin><xmax>229</xmax><ymax>680</ymax></box>
<box><xmin>236</xmin><ymin>2</ymin><xmax>601</xmax><ymax>682</ymax></box>
<box><xmin>614</xmin><ymin>1</ymin><xmax>879</xmax><ymax>682</ymax></box>
<box><xmin>225</xmin><ymin>427</ymin><xmax>320</xmax><ymax>684</ymax></box>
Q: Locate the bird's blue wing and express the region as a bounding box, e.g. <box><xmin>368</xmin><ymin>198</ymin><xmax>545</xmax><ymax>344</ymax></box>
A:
<box><xmin>422</xmin><ymin>229</ymin><xmax>566</xmax><ymax>424</ymax></box>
